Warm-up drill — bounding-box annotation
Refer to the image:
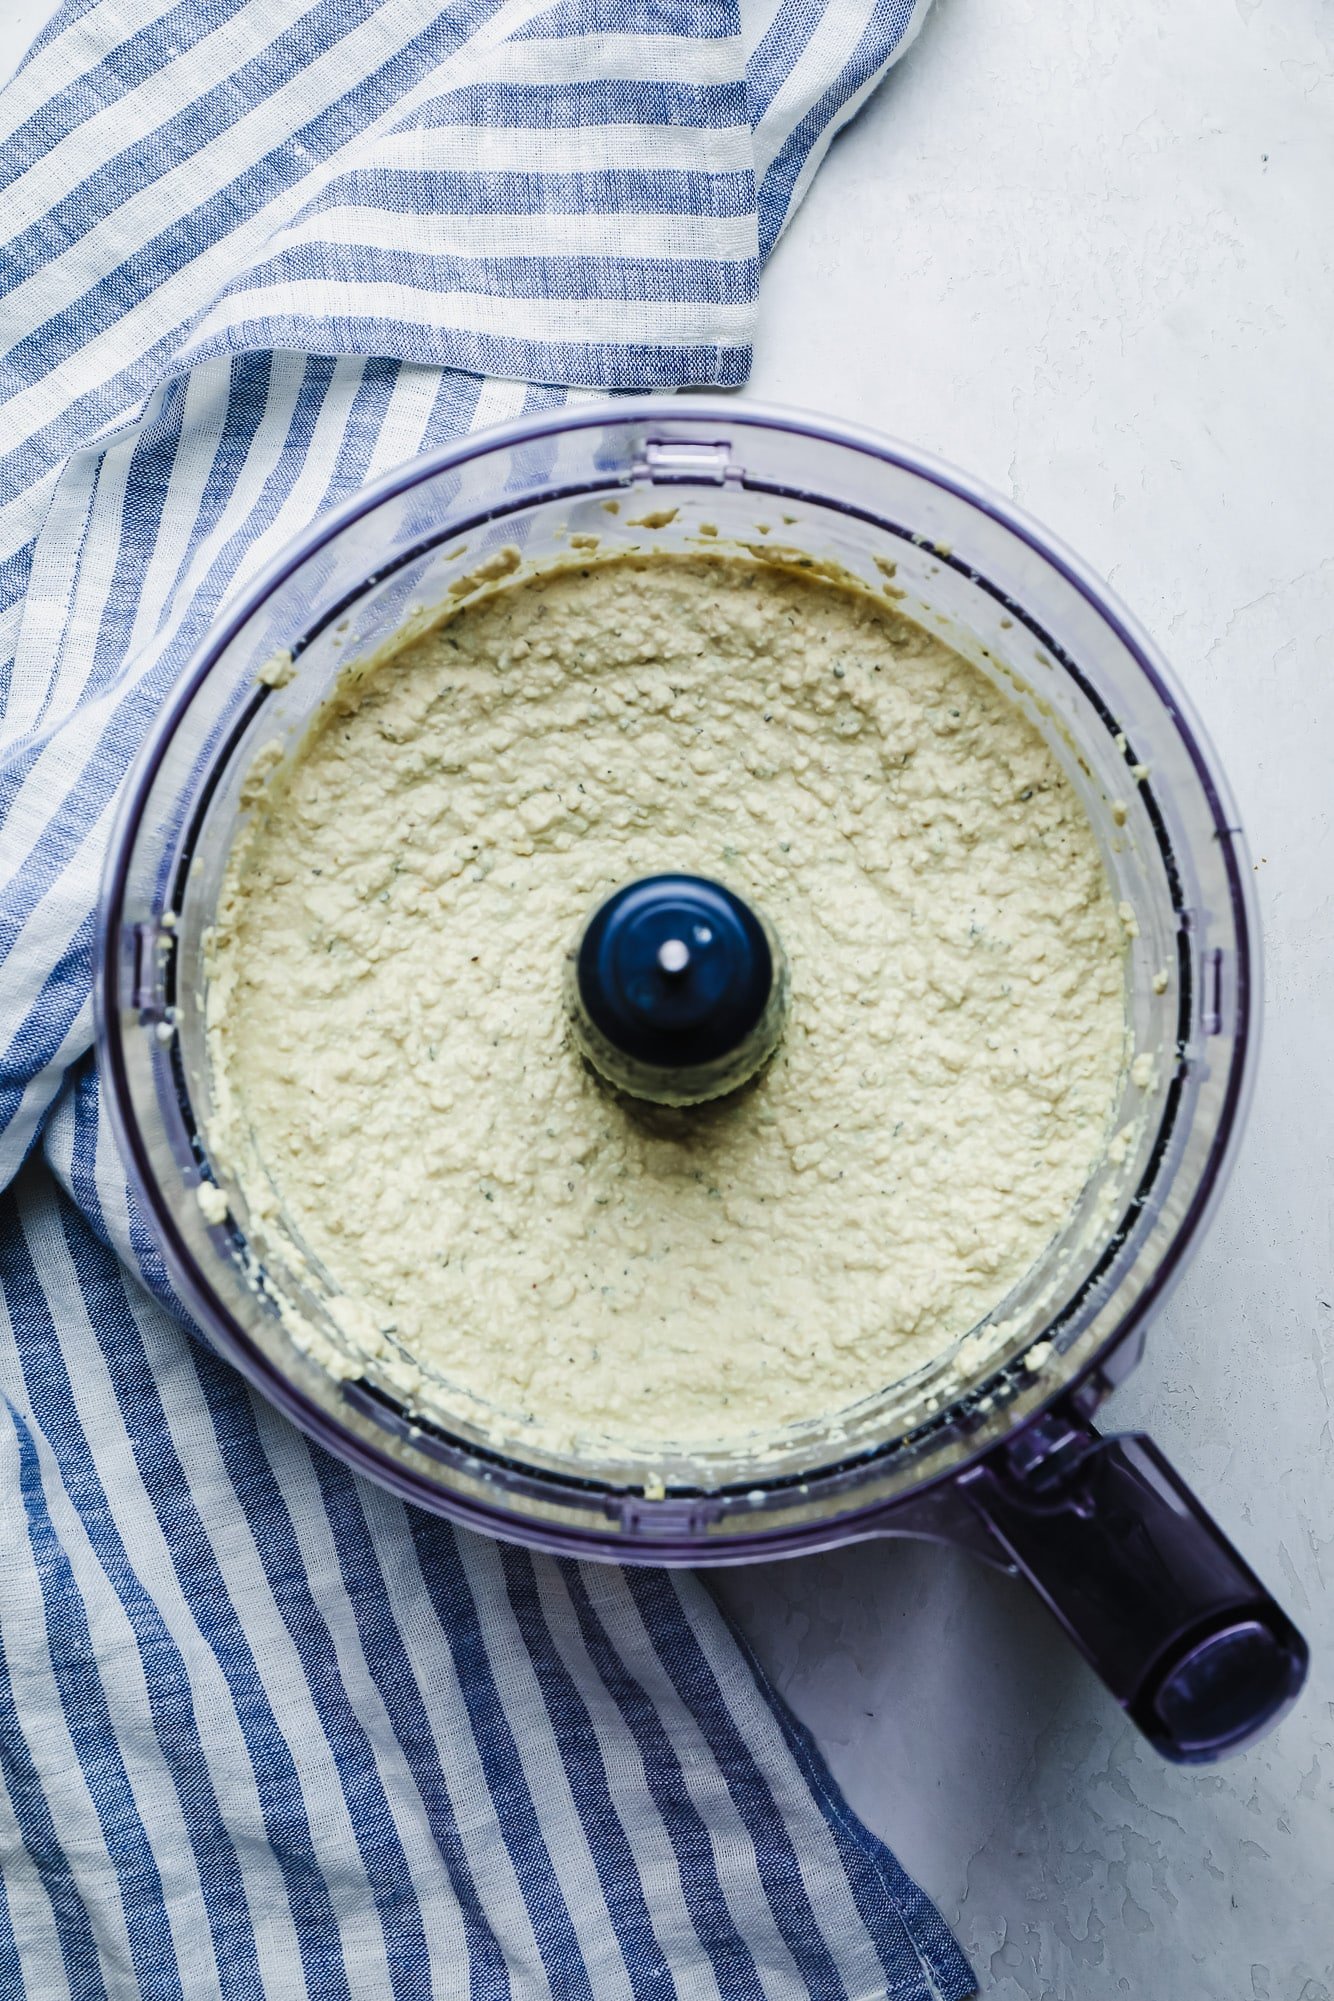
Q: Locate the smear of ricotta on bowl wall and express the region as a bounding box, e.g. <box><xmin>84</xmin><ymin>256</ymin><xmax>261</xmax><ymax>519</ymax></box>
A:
<box><xmin>204</xmin><ymin>552</ymin><xmax>1127</xmax><ymax>1457</ymax></box>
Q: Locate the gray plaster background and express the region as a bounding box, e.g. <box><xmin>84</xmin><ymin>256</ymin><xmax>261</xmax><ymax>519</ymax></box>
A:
<box><xmin>3</xmin><ymin>0</ymin><xmax>1331</xmax><ymax>1993</ymax></box>
<box><xmin>718</xmin><ymin>1</ymin><xmax>1334</xmax><ymax>1993</ymax></box>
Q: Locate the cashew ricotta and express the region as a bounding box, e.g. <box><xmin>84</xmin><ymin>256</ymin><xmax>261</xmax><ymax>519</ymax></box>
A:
<box><xmin>207</xmin><ymin>555</ymin><xmax>1126</xmax><ymax>1456</ymax></box>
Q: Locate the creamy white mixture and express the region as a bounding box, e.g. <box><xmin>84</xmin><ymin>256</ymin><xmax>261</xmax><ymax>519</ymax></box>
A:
<box><xmin>206</xmin><ymin>554</ymin><xmax>1126</xmax><ymax>1456</ymax></box>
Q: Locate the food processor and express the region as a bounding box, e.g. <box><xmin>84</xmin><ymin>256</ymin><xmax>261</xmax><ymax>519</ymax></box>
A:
<box><xmin>96</xmin><ymin>400</ymin><xmax>1309</xmax><ymax>1764</ymax></box>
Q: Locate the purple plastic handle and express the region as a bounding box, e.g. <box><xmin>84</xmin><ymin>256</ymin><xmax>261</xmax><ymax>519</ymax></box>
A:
<box><xmin>958</xmin><ymin>1414</ymin><xmax>1308</xmax><ymax>1761</ymax></box>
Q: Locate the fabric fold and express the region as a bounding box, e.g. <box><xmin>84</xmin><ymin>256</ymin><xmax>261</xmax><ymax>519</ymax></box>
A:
<box><xmin>0</xmin><ymin>0</ymin><xmax>761</xmax><ymax>570</ymax></box>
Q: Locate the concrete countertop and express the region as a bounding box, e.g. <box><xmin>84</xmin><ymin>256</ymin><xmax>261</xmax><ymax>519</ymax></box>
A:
<box><xmin>719</xmin><ymin>3</ymin><xmax>1334</xmax><ymax>1993</ymax></box>
<box><xmin>4</xmin><ymin>0</ymin><xmax>1330</xmax><ymax>1993</ymax></box>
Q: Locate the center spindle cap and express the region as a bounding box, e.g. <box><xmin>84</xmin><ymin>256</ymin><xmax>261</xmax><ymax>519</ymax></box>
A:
<box><xmin>568</xmin><ymin>874</ymin><xmax>788</xmax><ymax>1106</ymax></box>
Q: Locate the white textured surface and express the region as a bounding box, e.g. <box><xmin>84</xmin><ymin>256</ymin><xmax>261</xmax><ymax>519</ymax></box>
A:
<box><xmin>721</xmin><ymin>2</ymin><xmax>1334</xmax><ymax>1994</ymax></box>
<box><xmin>3</xmin><ymin>0</ymin><xmax>1331</xmax><ymax>1993</ymax></box>
<box><xmin>3</xmin><ymin>0</ymin><xmax>55</xmax><ymax>70</ymax></box>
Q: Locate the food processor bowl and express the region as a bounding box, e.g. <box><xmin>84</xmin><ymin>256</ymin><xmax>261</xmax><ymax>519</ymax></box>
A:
<box><xmin>96</xmin><ymin>400</ymin><xmax>1308</xmax><ymax>1761</ymax></box>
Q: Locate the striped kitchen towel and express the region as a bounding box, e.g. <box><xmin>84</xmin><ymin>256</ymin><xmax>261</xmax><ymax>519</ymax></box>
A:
<box><xmin>0</xmin><ymin>3</ymin><xmax>976</xmax><ymax>1998</ymax></box>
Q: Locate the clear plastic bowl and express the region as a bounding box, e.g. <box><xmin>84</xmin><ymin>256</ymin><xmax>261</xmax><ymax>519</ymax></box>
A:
<box><xmin>97</xmin><ymin>401</ymin><xmax>1306</xmax><ymax>1760</ymax></box>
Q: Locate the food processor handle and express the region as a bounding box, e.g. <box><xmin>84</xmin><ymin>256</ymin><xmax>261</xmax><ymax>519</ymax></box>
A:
<box><xmin>958</xmin><ymin>1416</ymin><xmax>1308</xmax><ymax>1761</ymax></box>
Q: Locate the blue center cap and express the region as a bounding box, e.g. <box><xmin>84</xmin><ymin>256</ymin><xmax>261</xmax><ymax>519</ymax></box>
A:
<box><xmin>577</xmin><ymin>875</ymin><xmax>774</xmax><ymax>1071</ymax></box>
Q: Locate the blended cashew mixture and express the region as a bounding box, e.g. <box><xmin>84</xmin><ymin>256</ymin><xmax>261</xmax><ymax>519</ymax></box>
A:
<box><xmin>206</xmin><ymin>553</ymin><xmax>1127</xmax><ymax>1456</ymax></box>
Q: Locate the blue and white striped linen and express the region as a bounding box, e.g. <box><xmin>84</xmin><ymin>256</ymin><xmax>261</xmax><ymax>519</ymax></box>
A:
<box><xmin>0</xmin><ymin>2</ymin><xmax>975</xmax><ymax>1995</ymax></box>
